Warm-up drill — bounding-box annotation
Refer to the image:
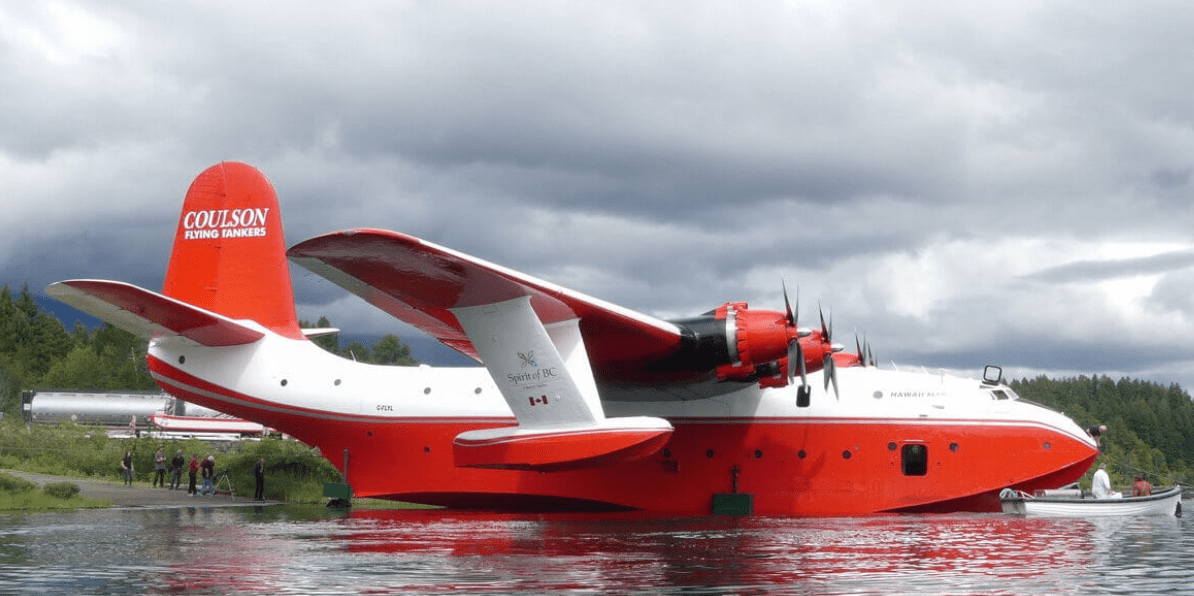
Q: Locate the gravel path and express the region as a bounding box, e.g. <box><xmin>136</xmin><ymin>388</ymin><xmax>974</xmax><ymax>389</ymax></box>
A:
<box><xmin>3</xmin><ymin>470</ymin><xmax>271</xmax><ymax>508</ymax></box>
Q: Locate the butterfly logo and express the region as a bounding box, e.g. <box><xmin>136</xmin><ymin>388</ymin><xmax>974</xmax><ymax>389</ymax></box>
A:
<box><xmin>518</xmin><ymin>351</ymin><xmax>537</xmax><ymax>368</ymax></box>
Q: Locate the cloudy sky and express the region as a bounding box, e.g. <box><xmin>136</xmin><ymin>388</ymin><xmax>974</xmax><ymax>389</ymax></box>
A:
<box><xmin>4</xmin><ymin>1</ymin><xmax>1194</xmax><ymax>388</ymax></box>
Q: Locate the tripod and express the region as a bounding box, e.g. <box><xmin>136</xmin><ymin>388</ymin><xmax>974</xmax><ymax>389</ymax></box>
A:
<box><xmin>213</xmin><ymin>469</ymin><xmax>236</xmax><ymax>498</ymax></box>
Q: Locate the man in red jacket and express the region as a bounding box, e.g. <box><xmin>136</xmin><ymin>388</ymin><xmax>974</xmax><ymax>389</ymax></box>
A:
<box><xmin>1132</xmin><ymin>475</ymin><xmax>1152</xmax><ymax>497</ymax></box>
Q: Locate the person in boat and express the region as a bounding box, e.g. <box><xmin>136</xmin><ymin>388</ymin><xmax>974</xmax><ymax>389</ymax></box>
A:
<box><xmin>1132</xmin><ymin>475</ymin><xmax>1152</xmax><ymax>497</ymax></box>
<box><xmin>1091</xmin><ymin>463</ymin><xmax>1112</xmax><ymax>498</ymax></box>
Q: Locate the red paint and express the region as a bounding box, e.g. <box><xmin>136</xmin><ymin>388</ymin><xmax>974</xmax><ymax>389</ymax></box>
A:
<box><xmin>453</xmin><ymin>427</ymin><xmax>674</xmax><ymax>471</ymax></box>
<box><xmin>163</xmin><ymin>162</ymin><xmax>305</xmax><ymax>340</ymax></box>
<box><xmin>150</xmin><ymin>354</ymin><xmax>1092</xmax><ymax>515</ymax></box>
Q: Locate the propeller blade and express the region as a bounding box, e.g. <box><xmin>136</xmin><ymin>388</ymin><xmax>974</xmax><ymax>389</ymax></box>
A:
<box><xmin>797</xmin><ymin>340</ymin><xmax>807</xmax><ymax>382</ymax></box>
<box><xmin>822</xmin><ymin>354</ymin><xmax>832</xmax><ymax>391</ymax></box>
<box><xmin>782</xmin><ymin>281</ymin><xmax>795</xmax><ymax>327</ymax></box>
<box><xmin>818</xmin><ymin>306</ymin><xmax>834</xmax><ymax>344</ymax></box>
<box><xmin>823</xmin><ymin>353</ymin><xmax>839</xmax><ymax>399</ymax></box>
<box><xmin>830</xmin><ymin>362</ymin><xmax>839</xmax><ymax>398</ymax></box>
<box><xmin>786</xmin><ymin>339</ymin><xmax>797</xmax><ymax>380</ymax></box>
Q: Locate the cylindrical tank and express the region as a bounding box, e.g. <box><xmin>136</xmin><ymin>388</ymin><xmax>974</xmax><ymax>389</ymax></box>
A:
<box><xmin>27</xmin><ymin>392</ymin><xmax>172</xmax><ymax>426</ymax></box>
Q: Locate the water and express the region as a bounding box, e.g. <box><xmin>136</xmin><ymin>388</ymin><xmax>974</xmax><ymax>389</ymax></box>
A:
<box><xmin>0</xmin><ymin>502</ymin><xmax>1190</xmax><ymax>595</ymax></box>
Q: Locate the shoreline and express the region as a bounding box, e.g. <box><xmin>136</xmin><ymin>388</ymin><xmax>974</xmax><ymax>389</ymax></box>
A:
<box><xmin>2</xmin><ymin>469</ymin><xmax>277</xmax><ymax>509</ymax></box>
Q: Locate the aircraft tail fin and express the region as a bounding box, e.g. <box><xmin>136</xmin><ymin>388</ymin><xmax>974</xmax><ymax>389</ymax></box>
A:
<box><xmin>162</xmin><ymin>162</ymin><xmax>304</xmax><ymax>340</ymax></box>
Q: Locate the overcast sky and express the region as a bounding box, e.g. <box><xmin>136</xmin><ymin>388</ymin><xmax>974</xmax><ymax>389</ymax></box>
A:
<box><xmin>5</xmin><ymin>1</ymin><xmax>1194</xmax><ymax>389</ymax></box>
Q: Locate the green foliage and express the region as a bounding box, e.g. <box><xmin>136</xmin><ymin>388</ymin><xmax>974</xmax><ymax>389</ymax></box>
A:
<box><xmin>1012</xmin><ymin>375</ymin><xmax>1194</xmax><ymax>488</ymax></box>
<box><xmin>0</xmin><ymin>471</ymin><xmax>37</xmax><ymax>493</ymax></box>
<box><xmin>299</xmin><ymin>317</ymin><xmax>420</xmax><ymax>366</ymax></box>
<box><xmin>0</xmin><ymin>283</ymin><xmax>157</xmax><ymax>417</ymax></box>
<box><xmin>0</xmin><ymin>417</ymin><xmax>343</xmax><ymax>503</ymax></box>
<box><xmin>42</xmin><ymin>481</ymin><xmax>80</xmax><ymax>499</ymax></box>
<box><xmin>196</xmin><ymin>436</ymin><xmax>344</xmax><ymax>502</ymax></box>
<box><xmin>0</xmin><ymin>472</ymin><xmax>100</xmax><ymax>511</ymax></box>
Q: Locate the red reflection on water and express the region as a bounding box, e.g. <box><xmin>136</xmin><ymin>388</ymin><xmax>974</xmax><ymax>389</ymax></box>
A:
<box><xmin>154</xmin><ymin>507</ymin><xmax>1156</xmax><ymax>595</ymax></box>
<box><xmin>329</xmin><ymin>509</ymin><xmax>1102</xmax><ymax>593</ymax></box>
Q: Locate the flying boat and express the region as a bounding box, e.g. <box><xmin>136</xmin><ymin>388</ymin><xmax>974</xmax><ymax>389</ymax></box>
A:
<box><xmin>48</xmin><ymin>162</ymin><xmax>1099</xmax><ymax>515</ymax></box>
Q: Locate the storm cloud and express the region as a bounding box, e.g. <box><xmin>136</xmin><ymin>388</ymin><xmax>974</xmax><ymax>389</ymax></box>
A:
<box><xmin>5</xmin><ymin>1</ymin><xmax>1194</xmax><ymax>387</ymax></box>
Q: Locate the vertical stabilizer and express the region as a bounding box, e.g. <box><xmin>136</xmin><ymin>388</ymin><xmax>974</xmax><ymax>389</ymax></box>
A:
<box><xmin>162</xmin><ymin>162</ymin><xmax>304</xmax><ymax>340</ymax></box>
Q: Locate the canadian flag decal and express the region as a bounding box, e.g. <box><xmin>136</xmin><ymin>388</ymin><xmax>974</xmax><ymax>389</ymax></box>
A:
<box><xmin>528</xmin><ymin>395</ymin><xmax>549</xmax><ymax>406</ymax></box>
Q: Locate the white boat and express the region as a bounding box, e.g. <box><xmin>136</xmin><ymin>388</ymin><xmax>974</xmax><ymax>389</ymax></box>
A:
<box><xmin>1000</xmin><ymin>485</ymin><xmax>1183</xmax><ymax>517</ymax></box>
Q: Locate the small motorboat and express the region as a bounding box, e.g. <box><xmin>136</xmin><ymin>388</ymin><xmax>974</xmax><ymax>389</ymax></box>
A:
<box><xmin>1000</xmin><ymin>485</ymin><xmax>1183</xmax><ymax>517</ymax></box>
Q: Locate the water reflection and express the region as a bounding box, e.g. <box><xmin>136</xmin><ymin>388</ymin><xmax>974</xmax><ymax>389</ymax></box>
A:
<box><xmin>0</xmin><ymin>502</ymin><xmax>1189</xmax><ymax>595</ymax></box>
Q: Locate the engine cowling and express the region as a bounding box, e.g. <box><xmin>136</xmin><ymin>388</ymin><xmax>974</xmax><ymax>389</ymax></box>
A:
<box><xmin>668</xmin><ymin>302</ymin><xmax>834</xmax><ymax>389</ymax></box>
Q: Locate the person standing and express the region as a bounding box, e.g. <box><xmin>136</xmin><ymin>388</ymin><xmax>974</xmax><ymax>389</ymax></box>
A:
<box><xmin>152</xmin><ymin>447</ymin><xmax>167</xmax><ymax>488</ymax></box>
<box><xmin>121</xmin><ymin>451</ymin><xmax>134</xmax><ymax>486</ymax></box>
<box><xmin>253</xmin><ymin>458</ymin><xmax>266</xmax><ymax>501</ymax></box>
<box><xmin>187</xmin><ymin>454</ymin><xmax>200</xmax><ymax>496</ymax></box>
<box><xmin>169</xmin><ymin>450</ymin><xmax>184</xmax><ymax>490</ymax></box>
<box><xmin>200</xmin><ymin>454</ymin><xmax>215</xmax><ymax>496</ymax></box>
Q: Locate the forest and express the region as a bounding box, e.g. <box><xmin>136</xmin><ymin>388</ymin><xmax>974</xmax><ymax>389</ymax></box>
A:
<box><xmin>2</xmin><ymin>281</ymin><xmax>1193</xmax><ymax>489</ymax></box>
<box><xmin>1010</xmin><ymin>375</ymin><xmax>1194</xmax><ymax>486</ymax></box>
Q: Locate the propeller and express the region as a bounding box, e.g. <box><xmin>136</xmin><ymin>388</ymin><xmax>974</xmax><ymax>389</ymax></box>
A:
<box><xmin>782</xmin><ymin>282</ymin><xmax>810</xmax><ymax>392</ymax></box>
<box><xmin>819</xmin><ymin>307</ymin><xmax>841</xmax><ymax>399</ymax></box>
<box><xmin>696</xmin><ymin>283</ymin><xmax>846</xmax><ymax>405</ymax></box>
<box><xmin>853</xmin><ymin>333</ymin><xmax>876</xmax><ymax>368</ymax></box>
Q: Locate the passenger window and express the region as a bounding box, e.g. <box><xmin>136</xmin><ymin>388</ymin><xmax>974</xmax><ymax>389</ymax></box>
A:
<box><xmin>902</xmin><ymin>444</ymin><xmax>927</xmax><ymax>476</ymax></box>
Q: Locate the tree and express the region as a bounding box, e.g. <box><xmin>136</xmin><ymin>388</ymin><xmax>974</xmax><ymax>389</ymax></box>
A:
<box><xmin>303</xmin><ymin>316</ymin><xmax>339</xmax><ymax>353</ymax></box>
<box><xmin>1013</xmin><ymin>374</ymin><xmax>1194</xmax><ymax>487</ymax></box>
<box><xmin>371</xmin><ymin>334</ymin><xmax>416</xmax><ymax>366</ymax></box>
<box><xmin>301</xmin><ymin>316</ymin><xmax>419</xmax><ymax>366</ymax></box>
<box><xmin>40</xmin><ymin>346</ymin><xmax>114</xmax><ymax>389</ymax></box>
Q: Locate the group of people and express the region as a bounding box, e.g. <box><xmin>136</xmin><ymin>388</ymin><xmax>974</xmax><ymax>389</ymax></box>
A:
<box><xmin>121</xmin><ymin>448</ymin><xmax>268</xmax><ymax>500</ymax></box>
<box><xmin>1087</xmin><ymin>422</ymin><xmax>1154</xmax><ymax>499</ymax></box>
<box><xmin>1091</xmin><ymin>463</ymin><xmax>1153</xmax><ymax>498</ymax></box>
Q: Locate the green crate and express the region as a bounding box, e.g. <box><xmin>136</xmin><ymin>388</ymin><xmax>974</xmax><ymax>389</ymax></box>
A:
<box><xmin>712</xmin><ymin>492</ymin><xmax>753</xmax><ymax>515</ymax></box>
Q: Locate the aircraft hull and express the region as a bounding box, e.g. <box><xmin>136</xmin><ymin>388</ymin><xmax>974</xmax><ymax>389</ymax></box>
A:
<box><xmin>149</xmin><ymin>353</ymin><xmax>1097</xmax><ymax>516</ymax></box>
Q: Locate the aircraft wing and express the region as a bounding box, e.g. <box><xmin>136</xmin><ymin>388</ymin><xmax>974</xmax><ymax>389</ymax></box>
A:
<box><xmin>288</xmin><ymin>229</ymin><xmax>689</xmax><ymax>377</ymax></box>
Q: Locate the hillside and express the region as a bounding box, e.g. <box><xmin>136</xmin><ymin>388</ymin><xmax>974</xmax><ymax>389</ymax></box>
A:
<box><xmin>1012</xmin><ymin>375</ymin><xmax>1194</xmax><ymax>487</ymax></box>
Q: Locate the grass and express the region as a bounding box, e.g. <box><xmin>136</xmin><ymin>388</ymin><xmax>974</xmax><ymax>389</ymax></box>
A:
<box><xmin>0</xmin><ymin>419</ymin><xmax>439</xmax><ymax>510</ymax></box>
<box><xmin>0</xmin><ymin>472</ymin><xmax>108</xmax><ymax>511</ymax></box>
<box><xmin>0</xmin><ymin>419</ymin><xmax>343</xmax><ymax>503</ymax></box>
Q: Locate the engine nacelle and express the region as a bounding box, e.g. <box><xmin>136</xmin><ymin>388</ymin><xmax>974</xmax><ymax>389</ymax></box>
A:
<box><xmin>669</xmin><ymin>302</ymin><xmax>818</xmax><ymax>387</ymax></box>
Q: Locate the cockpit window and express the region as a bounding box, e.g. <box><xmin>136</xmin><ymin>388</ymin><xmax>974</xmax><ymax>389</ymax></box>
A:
<box><xmin>990</xmin><ymin>390</ymin><xmax>1010</xmax><ymax>400</ymax></box>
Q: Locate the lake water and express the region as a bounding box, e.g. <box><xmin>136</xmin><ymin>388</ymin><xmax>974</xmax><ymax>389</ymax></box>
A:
<box><xmin>0</xmin><ymin>501</ymin><xmax>1190</xmax><ymax>595</ymax></box>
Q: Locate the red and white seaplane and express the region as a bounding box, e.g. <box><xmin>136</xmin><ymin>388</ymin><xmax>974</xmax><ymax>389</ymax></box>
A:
<box><xmin>48</xmin><ymin>162</ymin><xmax>1099</xmax><ymax>515</ymax></box>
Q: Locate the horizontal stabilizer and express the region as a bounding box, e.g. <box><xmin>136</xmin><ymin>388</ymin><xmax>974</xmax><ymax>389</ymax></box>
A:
<box><xmin>453</xmin><ymin>417</ymin><xmax>673</xmax><ymax>471</ymax></box>
<box><xmin>47</xmin><ymin>279</ymin><xmax>265</xmax><ymax>347</ymax></box>
<box><xmin>301</xmin><ymin>327</ymin><xmax>340</xmax><ymax>339</ymax></box>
